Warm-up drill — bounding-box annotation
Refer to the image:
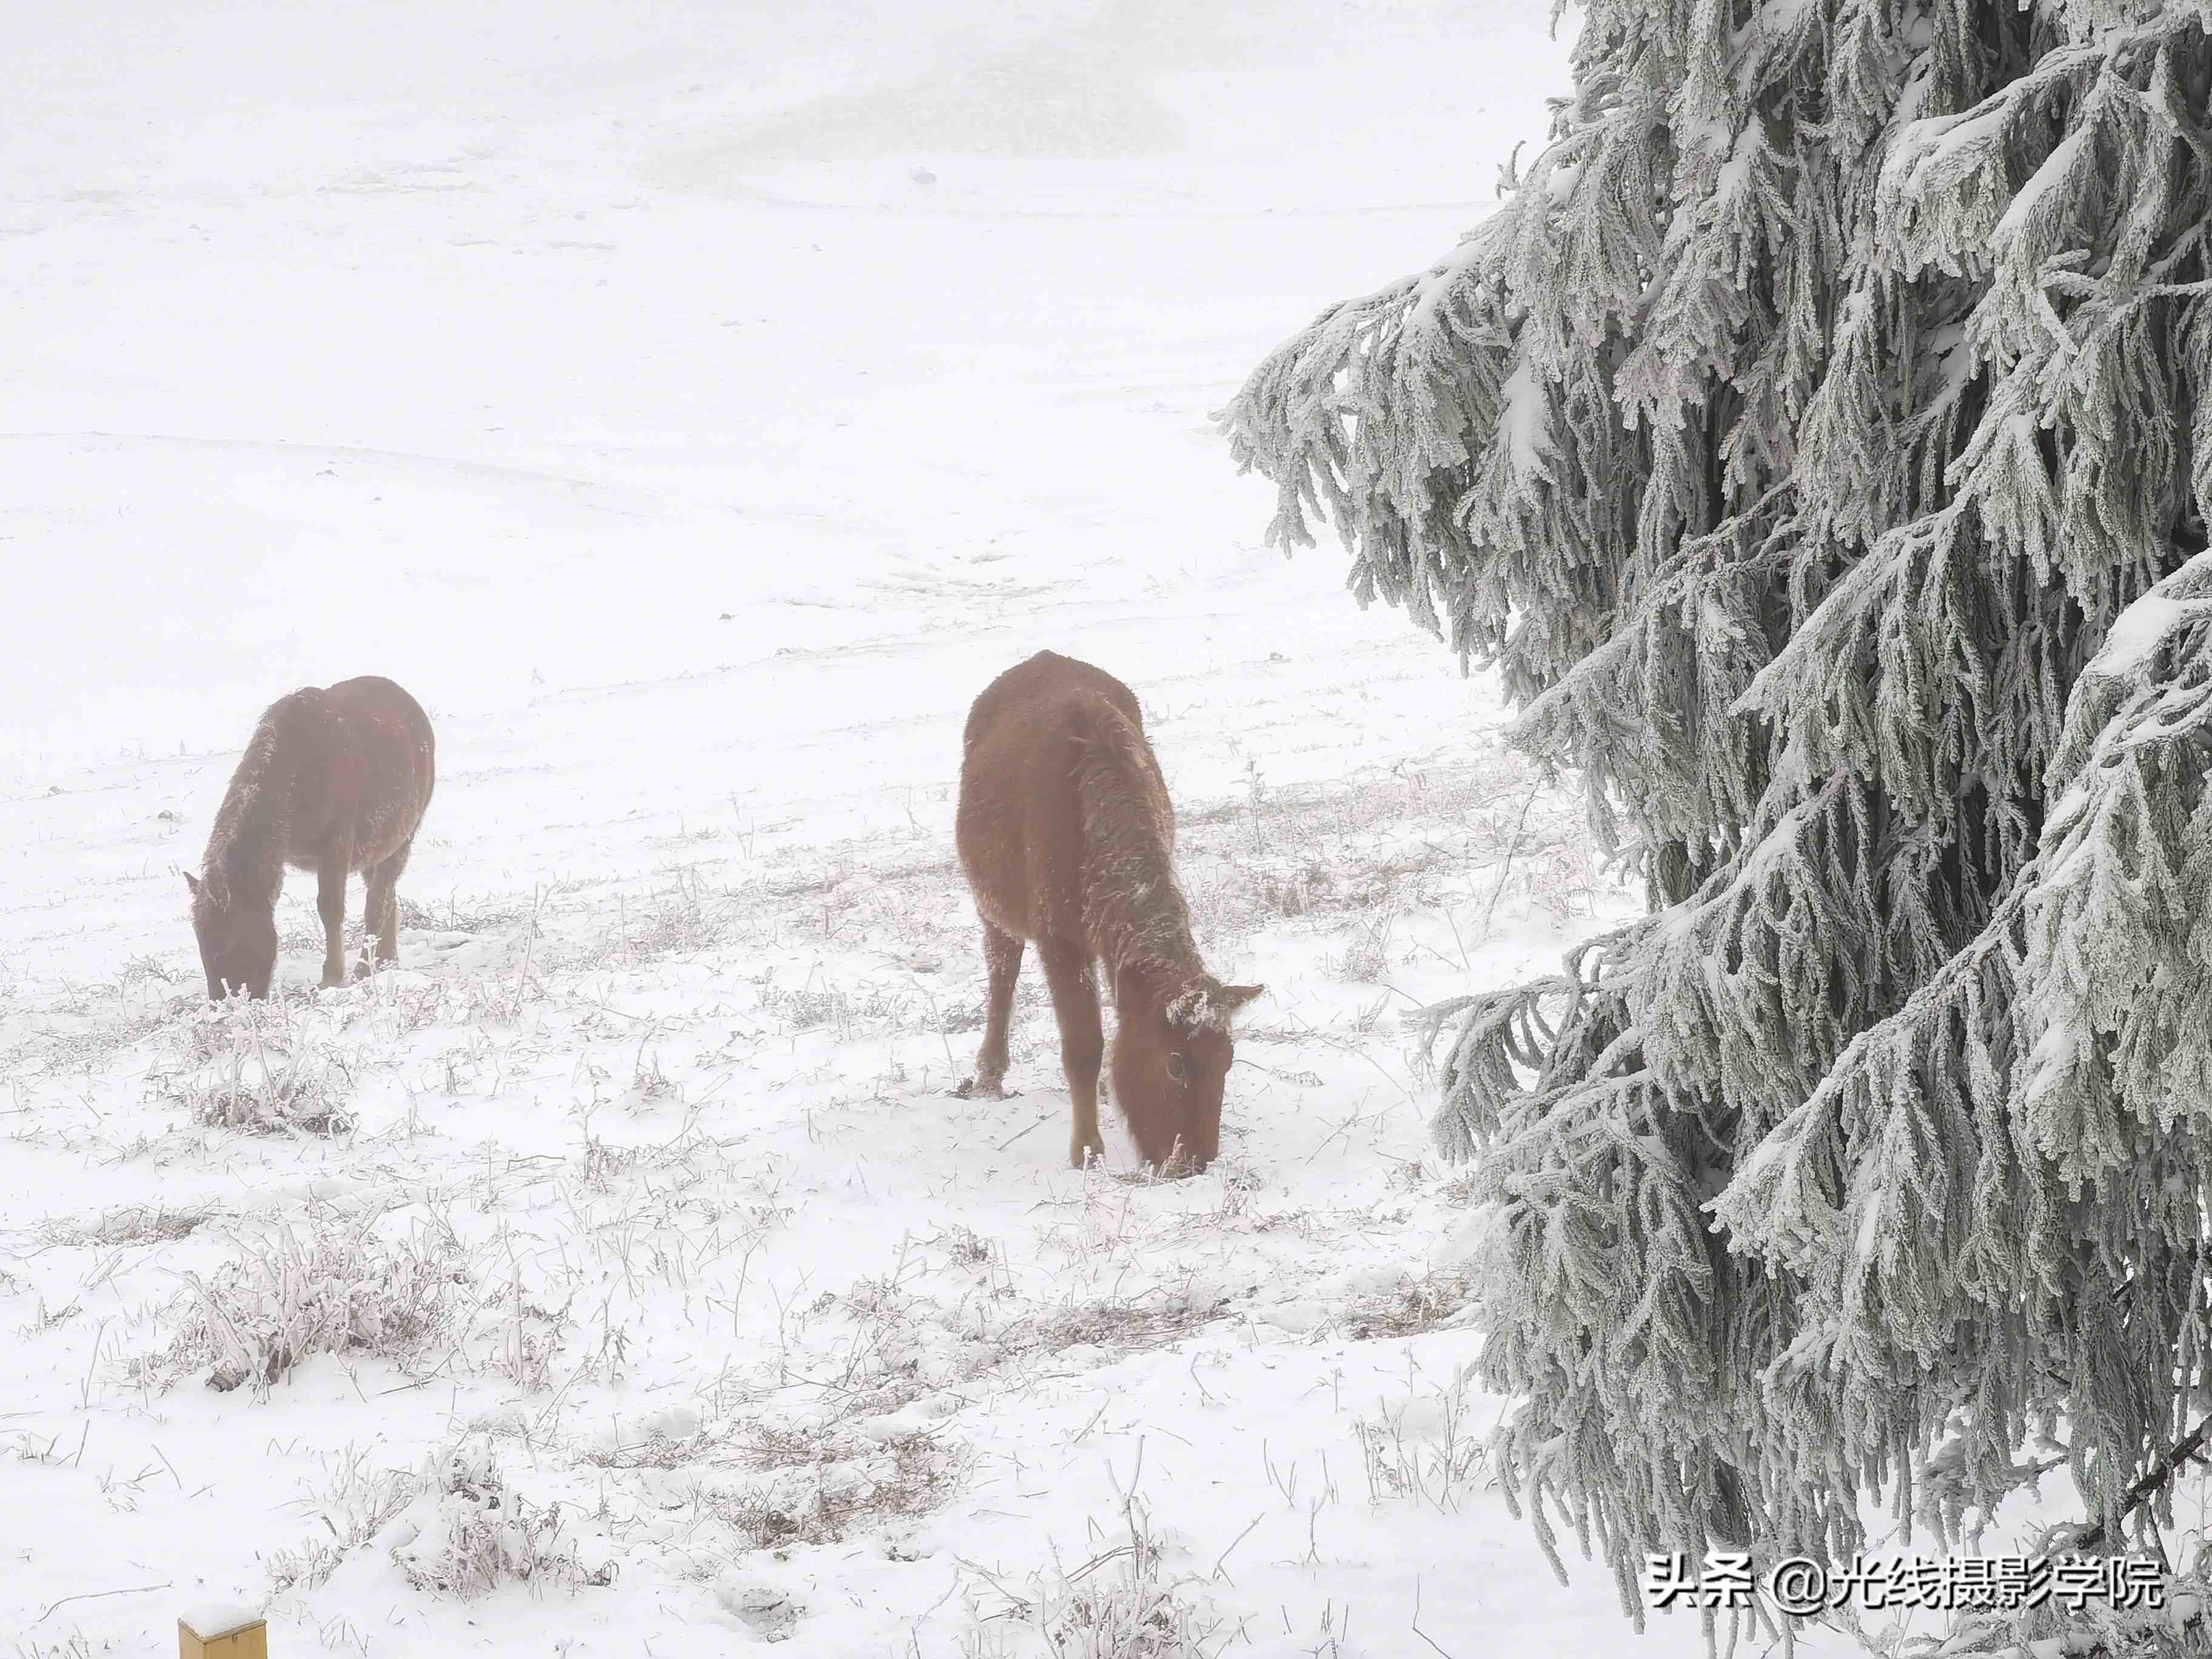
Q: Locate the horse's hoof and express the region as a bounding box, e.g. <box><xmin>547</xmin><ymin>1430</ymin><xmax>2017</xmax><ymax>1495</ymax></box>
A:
<box><xmin>952</xmin><ymin>1077</ymin><xmax>1012</xmax><ymax>1101</ymax></box>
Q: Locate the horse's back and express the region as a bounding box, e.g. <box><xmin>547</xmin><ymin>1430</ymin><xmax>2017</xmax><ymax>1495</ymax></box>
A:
<box><xmin>956</xmin><ymin>652</ymin><xmax>1155</xmax><ymax>945</ymax></box>
<box><xmin>962</xmin><ymin>651</ymin><xmax>1141</xmax><ymax>748</ymax></box>
<box><xmin>321</xmin><ymin>675</ymin><xmax>432</xmax><ymax>741</ymax></box>
<box><xmin>291</xmin><ymin>677</ymin><xmax>436</xmax><ymax>859</ymax></box>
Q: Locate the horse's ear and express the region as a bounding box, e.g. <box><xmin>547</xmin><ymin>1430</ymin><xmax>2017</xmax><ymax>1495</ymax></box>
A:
<box><xmin>1221</xmin><ymin>983</ymin><xmax>1263</xmax><ymax>1014</ymax></box>
<box><xmin>182</xmin><ymin>870</ymin><xmax>200</xmax><ymax>897</ymax></box>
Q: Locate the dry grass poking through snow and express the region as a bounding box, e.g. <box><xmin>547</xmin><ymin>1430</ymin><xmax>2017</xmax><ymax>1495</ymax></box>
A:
<box><xmin>1350</xmin><ymin>1359</ymin><xmax>1493</xmax><ymax>1512</ymax></box>
<box><xmin>708</xmin><ymin>1420</ymin><xmax>974</xmax><ymax>1553</ymax></box>
<box><xmin>962</xmin><ymin>1450</ymin><xmax>1227</xmax><ymax>1659</ymax></box>
<box><xmin>387</xmin><ymin>1437</ymin><xmax>617</xmax><ymax>1597</ymax></box>
<box><xmin>132</xmin><ymin>1205</ymin><xmax>474</xmax><ymax>1395</ymax></box>
<box><xmin>34</xmin><ymin>1202</ymin><xmax>215</xmax><ymax>1250</ymax></box>
<box><xmin>0</xmin><ymin>727</ymin><xmax>1637</xmax><ymax>1654</ymax></box>
<box><xmin>152</xmin><ymin>1001</ymin><xmax>362</xmax><ymax>1138</ymax></box>
<box><xmin>1185</xmin><ymin>738</ymin><xmax>1603</xmax><ymax>951</ymax></box>
<box><xmin>263</xmin><ymin>1442</ymin><xmax>423</xmax><ymax>1595</ymax></box>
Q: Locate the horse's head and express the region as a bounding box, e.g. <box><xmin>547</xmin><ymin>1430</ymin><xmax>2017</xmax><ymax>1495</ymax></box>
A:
<box><xmin>1110</xmin><ymin>973</ymin><xmax>1263</xmax><ymax>1175</ymax></box>
<box><xmin>183</xmin><ymin>870</ymin><xmax>276</xmax><ymax>1000</ymax></box>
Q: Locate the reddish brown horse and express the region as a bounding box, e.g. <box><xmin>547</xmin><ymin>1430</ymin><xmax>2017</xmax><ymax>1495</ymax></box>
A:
<box><xmin>184</xmin><ymin>676</ymin><xmax>437</xmax><ymax>1000</ymax></box>
<box><xmin>954</xmin><ymin>651</ymin><xmax>1261</xmax><ymax>1173</ymax></box>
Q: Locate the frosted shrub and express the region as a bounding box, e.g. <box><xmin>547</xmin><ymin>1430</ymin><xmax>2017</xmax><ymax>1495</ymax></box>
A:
<box><xmin>1042</xmin><ymin>1569</ymin><xmax>1220</xmax><ymax>1659</ymax></box>
<box><xmin>1350</xmin><ymin>1362</ymin><xmax>1491</xmax><ymax>1512</ymax></box>
<box><xmin>157</xmin><ymin>999</ymin><xmax>356</xmax><ymax>1136</ymax></box>
<box><xmin>139</xmin><ymin>1209</ymin><xmax>471</xmax><ymax>1395</ymax></box>
<box><xmin>1221</xmin><ymin>0</ymin><xmax>2212</xmax><ymax>1629</ymax></box>
<box><xmin>389</xmin><ymin>1436</ymin><xmax>613</xmax><ymax>1597</ymax></box>
<box><xmin>266</xmin><ymin>1445</ymin><xmax>421</xmax><ymax>1594</ymax></box>
<box><xmin>712</xmin><ymin>1420</ymin><xmax>972</xmax><ymax>1551</ymax></box>
<box><xmin>962</xmin><ymin>1497</ymin><xmax>1222</xmax><ymax>1659</ymax></box>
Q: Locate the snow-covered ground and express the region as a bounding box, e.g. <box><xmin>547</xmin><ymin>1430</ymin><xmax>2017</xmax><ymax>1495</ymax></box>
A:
<box><xmin>0</xmin><ymin>3</ymin><xmax>1890</xmax><ymax>1654</ymax></box>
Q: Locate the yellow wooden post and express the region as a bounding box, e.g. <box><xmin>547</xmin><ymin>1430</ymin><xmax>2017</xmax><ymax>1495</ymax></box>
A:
<box><xmin>178</xmin><ymin>1604</ymin><xmax>268</xmax><ymax>1659</ymax></box>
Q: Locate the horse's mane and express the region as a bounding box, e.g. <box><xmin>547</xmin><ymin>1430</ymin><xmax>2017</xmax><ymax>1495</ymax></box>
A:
<box><xmin>1070</xmin><ymin>697</ymin><xmax>1228</xmax><ymax>1024</ymax></box>
<box><xmin>199</xmin><ymin>697</ymin><xmax>301</xmax><ymax>907</ymax></box>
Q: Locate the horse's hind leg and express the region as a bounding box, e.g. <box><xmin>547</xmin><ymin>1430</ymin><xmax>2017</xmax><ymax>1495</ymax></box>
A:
<box><xmin>316</xmin><ymin>839</ymin><xmax>355</xmax><ymax>988</ymax></box>
<box><xmin>1035</xmin><ymin>937</ymin><xmax>1105</xmax><ymax>1170</ymax></box>
<box><xmin>958</xmin><ymin>917</ymin><xmax>1024</xmax><ymax>1099</ymax></box>
<box><xmin>364</xmin><ymin>840</ymin><xmax>412</xmax><ymax>971</ymax></box>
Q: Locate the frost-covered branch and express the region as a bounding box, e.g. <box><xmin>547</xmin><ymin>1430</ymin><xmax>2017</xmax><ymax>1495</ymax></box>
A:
<box><xmin>1225</xmin><ymin>0</ymin><xmax>2212</xmax><ymax>1618</ymax></box>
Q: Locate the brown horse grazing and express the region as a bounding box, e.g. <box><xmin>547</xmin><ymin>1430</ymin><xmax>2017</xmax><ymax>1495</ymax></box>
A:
<box><xmin>954</xmin><ymin>651</ymin><xmax>1261</xmax><ymax>1174</ymax></box>
<box><xmin>184</xmin><ymin>676</ymin><xmax>436</xmax><ymax>1000</ymax></box>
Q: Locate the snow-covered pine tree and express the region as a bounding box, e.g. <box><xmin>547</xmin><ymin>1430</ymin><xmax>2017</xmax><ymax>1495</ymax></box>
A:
<box><xmin>1221</xmin><ymin>0</ymin><xmax>2212</xmax><ymax>1630</ymax></box>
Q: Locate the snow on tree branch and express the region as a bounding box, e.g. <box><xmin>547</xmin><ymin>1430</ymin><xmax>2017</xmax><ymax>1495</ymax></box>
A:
<box><xmin>1224</xmin><ymin>0</ymin><xmax>2212</xmax><ymax>1624</ymax></box>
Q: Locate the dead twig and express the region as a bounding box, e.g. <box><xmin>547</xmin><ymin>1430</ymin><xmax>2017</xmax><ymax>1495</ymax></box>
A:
<box><xmin>1477</xmin><ymin>775</ymin><xmax>1545</xmax><ymax>939</ymax></box>
<box><xmin>33</xmin><ymin>1581</ymin><xmax>172</xmax><ymax>1625</ymax></box>
<box><xmin>1412</xmin><ymin>1575</ymin><xmax>1458</xmax><ymax>1657</ymax></box>
<box><xmin>2065</xmin><ymin>1412</ymin><xmax>2212</xmax><ymax>1554</ymax></box>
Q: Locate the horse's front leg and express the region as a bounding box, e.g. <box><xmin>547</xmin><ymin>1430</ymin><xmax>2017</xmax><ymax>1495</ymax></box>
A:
<box><xmin>1036</xmin><ymin>937</ymin><xmax>1105</xmax><ymax>1169</ymax></box>
<box><xmin>317</xmin><ymin>840</ymin><xmax>354</xmax><ymax>988</ymax></box>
